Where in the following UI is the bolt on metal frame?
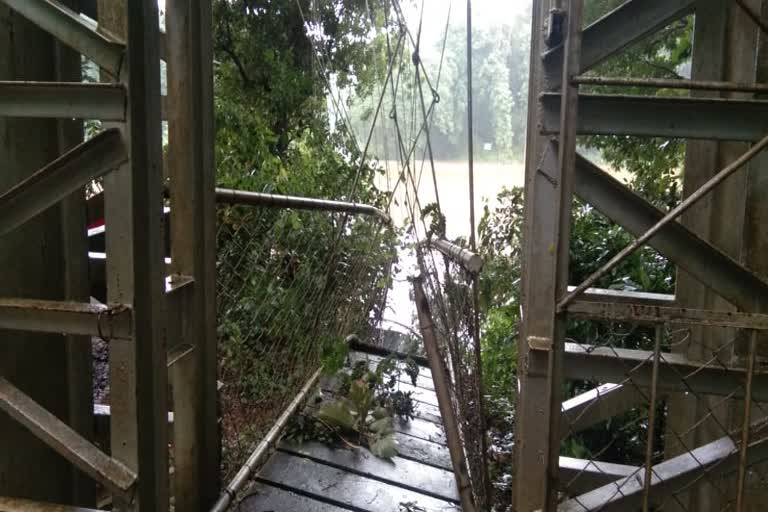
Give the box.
[0,0,217,510]
[517,0,768,510]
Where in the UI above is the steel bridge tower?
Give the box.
[517,0,768,510]
[0,1,218,510]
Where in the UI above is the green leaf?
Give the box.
[370,434,399,459]
[348,379,373,419]
[369,417,394,435]
[372,406,389,420]
[316,400,356,432]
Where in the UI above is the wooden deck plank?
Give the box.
[395,416,446,445]
[257,451,461,512]
[238,481,352,511]
[396,432,453,471]
[279,441,459,502]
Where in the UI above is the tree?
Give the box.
[581,0,692,206]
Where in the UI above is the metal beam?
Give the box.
[0,497,103,512]
[0,129,127,236]
[0,298,131,338]
[0,377,137,498]
[567,300,768,330]
[571,150,768,313]
[166,0,219,505]
[558,457,639,496]
[543,0,696,89]
[571,75,768,94]
[559,430,768,511]
[215,188,391,223]
[560,383,646,440]
[0,0,125,77]
[573,286,675,306]
[541,93,768,141]
[562,343,768,401]
[413,276,477,512]
[0,81,126,120]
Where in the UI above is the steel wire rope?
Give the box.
[385,1,452,212]
[295,0,406,345]
[298,0,363,155]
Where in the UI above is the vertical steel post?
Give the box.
[125,0,169,508]
[166,0,219,509]
[514,1,554,508]
[97,3,139,510]
[515,0,582,509]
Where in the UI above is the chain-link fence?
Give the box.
[215,200,396,480]
[555,311,768,511]
[417,239,490,509]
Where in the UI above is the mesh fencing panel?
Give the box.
[215,202,395,480]
[556,315,768,511]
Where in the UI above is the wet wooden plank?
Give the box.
[396,432,453,471]
[239,481,350,511]
[257,451,461,512]
[411,402,442,425]
[395,416,446,445]
[395,381,440,408]
[279,441,459,502]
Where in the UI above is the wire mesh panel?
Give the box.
[215,202,396,480]
[556,315,768,511]
[418,242,490,508]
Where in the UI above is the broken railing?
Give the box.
[214,190,396,503]
[413,237,489,511]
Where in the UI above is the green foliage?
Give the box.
[213,0,402,479]
[288,355,419,460]
[420,202,446,239]
[347,5,532,162]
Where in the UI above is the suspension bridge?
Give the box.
[4,0,768,511]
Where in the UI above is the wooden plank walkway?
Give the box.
[239,348,462,511]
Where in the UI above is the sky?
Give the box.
[405,0,530,45]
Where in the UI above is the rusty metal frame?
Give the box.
[0,0,213,509]
[0,377,138,498]
[0,0,125,77]
[165,0,219,508]
[0,81,126,120]
[0,298,132,338]
[0,129,127,236]
[517,0,768,510]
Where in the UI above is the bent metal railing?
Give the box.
[413,237,490,511]
[213,193,395,509]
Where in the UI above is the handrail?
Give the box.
[215,188,391,224]
[210,367,324,512]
